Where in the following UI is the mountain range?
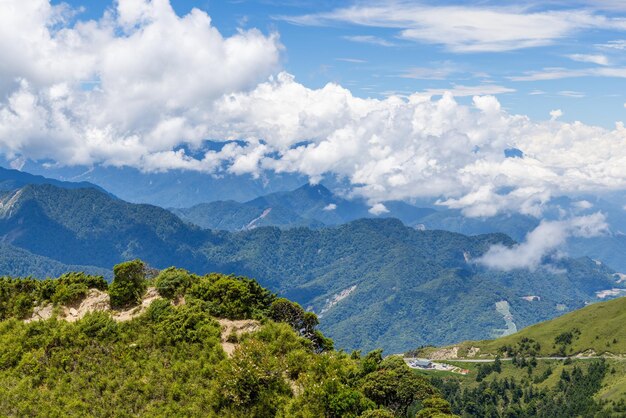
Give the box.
[0,167,623,352]
[171,183,435,231]
[171,182,626,273]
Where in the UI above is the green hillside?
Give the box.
[408,297,626,416]
[0,244,109,278]
[424,295,626,358]
[0,184,211,271]
[0,263,456,417]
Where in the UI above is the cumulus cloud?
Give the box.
[4,0,626,219]
[477,213,609,271]
[0,0,281,167]
[550,109,563,120]
[369,203,389,215]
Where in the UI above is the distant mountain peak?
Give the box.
[298,182,333,197]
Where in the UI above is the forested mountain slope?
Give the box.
[0,184,622,352]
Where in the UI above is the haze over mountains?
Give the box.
[0,166,624,352]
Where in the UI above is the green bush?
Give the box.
[50,282,88,306]
[109,260,147,308]
[77,311,118,340]
[268,298,332,352]
[187,273,275,319]
[154,267,193,299]
[0,266,451,417]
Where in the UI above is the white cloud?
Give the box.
[323,203,337,211]
[343,35,395,47]
[573,200,594,209]
[510,66,626,81]
[424,84,516,97]
[336,58,367,63]
[597,40,626,50]
[550,109,563,120]
[369,203,389,215]
[281,3,626,53]
[477,213,609,271]
[399,64,460,80]
[566,53,609,65]
[0,0,281,167]
[558,90,586,98]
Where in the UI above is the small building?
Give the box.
[410,359,433,369]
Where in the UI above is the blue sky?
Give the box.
[56,0,626,127]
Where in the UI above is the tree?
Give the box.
[494,356,502,373]
[415,397,457,417]
[109,260,147,308]
[268,298,332,352]
[361,359,436,415]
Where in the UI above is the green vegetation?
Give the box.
[0,272,107,319]
[0,263,458,417]
[431,359,616,417]
[108,260,149,308]
[417,296,626,358]
[153,266,193,299]
[188,273,275,320]
[0,244,109,279]
[408,295,626,416]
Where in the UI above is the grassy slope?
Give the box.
[447,295,626,357]
[415,296,626,404]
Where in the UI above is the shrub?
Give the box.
[51,282,88,306]
[154,267,193,299]
[109,260,147,308]
[268,298,332,352]
[153,299,221,346]
[188,274,275,319]
[12,294,33,319]
[77,312,118,340]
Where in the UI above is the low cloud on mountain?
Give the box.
[477,212,609,271]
